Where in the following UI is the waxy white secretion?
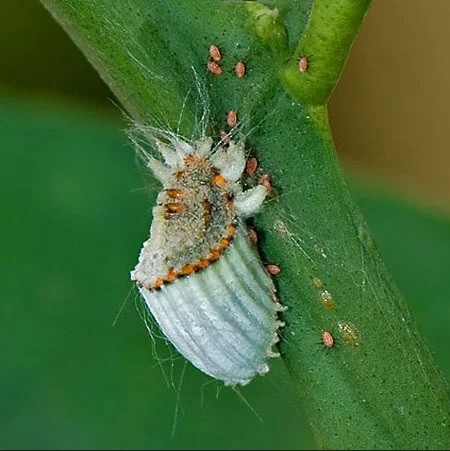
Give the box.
[131,132,283,386]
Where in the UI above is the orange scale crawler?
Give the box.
[207,61,222,75]
[298,56,309,73]
[235,61,246,78]
[246,157,258,176]
[322,331,335,349]
[227,110,238,128]
[209,45,222,62]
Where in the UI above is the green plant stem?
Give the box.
[254,98,450,448]
[40,0,450,448]
[282,0,371,104]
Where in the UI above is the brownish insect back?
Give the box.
[227,110,237,128]
[208,61,222,75]
[235,61,246,78]
[298,56,309,73]
[266,264,281,275]
[209,44,222,62]
[245,157,258,176]
[322,331,334,348]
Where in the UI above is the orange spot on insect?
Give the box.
[209,44,221,62]
[322,331,334,348]
[198,259,210,269]
[227,110,237,128]
[227,224,236,236]
[245,157,258,176]
[213,174,227,186]
[182,264,195,276]
[219,238,230,249]
[209,249,222,261]
[266,264,281,275]
[166,189,186,200]
[298,56,309,73]
[154,278,164,289]
[166,203,186,213]
[258,174,272,192]
[235,61,246,78]
[166,267,178,282]
[207,61,222,75]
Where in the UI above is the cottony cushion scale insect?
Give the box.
[131,134,284,386]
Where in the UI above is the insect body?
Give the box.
[209,45,222,62]
[235,61,246,78]
[298,56,309,73]
[322,331,334,349]
[207,61,222,75]
[131,135,283,385]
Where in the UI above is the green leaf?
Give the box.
[38,0,450,448]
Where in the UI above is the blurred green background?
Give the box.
[1,1,450,449]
